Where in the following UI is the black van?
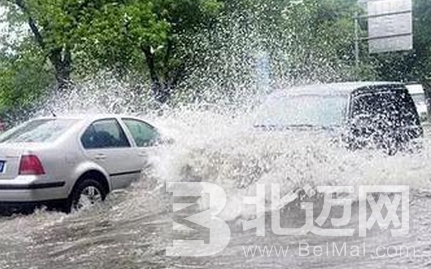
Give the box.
[254,82,423,154]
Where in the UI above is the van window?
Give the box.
[255,95,348,127]
[351,90,420,128]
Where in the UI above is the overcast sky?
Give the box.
[0,6,7,33]
[0,5,28,50]
[0,6,8,50]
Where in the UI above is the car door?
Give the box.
[81,118,142,190]
[121,118,160,168]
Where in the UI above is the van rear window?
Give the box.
[351,90,420,127]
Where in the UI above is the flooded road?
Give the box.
[0,111,431,269]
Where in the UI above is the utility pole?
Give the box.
[354,11,360,74]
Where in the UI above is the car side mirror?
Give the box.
[158,136,175,145]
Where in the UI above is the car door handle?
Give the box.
[94,154,106,160]
[139,152,147,157]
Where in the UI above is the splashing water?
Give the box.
[46,80,429,195]
[1,74,431,268]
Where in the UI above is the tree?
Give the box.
[68,0,224,103]
[1,0,430,109]
[4,0,223,101]
[6,0,75,90]
[0,41,54,123]
[279,0,370,82]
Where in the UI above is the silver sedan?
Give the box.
[0,114,161,213]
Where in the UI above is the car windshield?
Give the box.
[255,94,348,127]
[0,119,78,143]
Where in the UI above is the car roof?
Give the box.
[272,81,405,97]
[35,114,147,122]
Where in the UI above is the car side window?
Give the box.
[122,118,159,147]
[81,119,130,149]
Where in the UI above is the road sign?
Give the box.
[367,0,413,53]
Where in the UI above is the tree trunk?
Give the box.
[14,0,72,92]
[49,48,72,91]
[142,46,171,104]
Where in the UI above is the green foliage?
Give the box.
[0,0,431,114]
[71,0,224,82]
[280,0,361,81]
[0,42,54,121]
[2,0,225,103]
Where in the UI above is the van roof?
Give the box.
[273,81,405,96]
[406,84,424,95]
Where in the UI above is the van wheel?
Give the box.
[67,178,107,212]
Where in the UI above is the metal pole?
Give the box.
[354,11,360,72]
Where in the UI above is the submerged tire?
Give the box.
[66,178,107,212]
